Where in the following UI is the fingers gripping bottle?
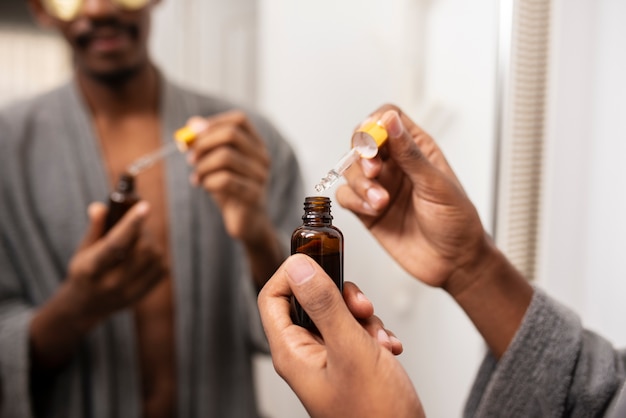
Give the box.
[104,172,139,233]
[291,196,344,331]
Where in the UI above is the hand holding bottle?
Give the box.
[29,201,167,371]
[65,201,167,321]
[258,254,422,418]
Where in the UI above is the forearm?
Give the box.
[243,221,286,291]
[448,238,533,359]
[29,282,97,373]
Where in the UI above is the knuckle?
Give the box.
[224,124,239,138]
[379,103,399,112]
[271,335,299,379]
[271,355,289,379]
[301,284,338,317]
[378,103,402,116]
[109,245,130,263]
[68,262,90,282]
[262,153,271,167]
[229,110,247,124]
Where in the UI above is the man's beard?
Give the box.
[84,63,143,87]
[74,17,145,87]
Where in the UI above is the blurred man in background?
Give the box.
[0,0,303,416]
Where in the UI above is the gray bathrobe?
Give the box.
[0,77,304,417]
[464,288,626,417]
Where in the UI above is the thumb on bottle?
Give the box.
[285,254,372,355]
[78,202,108,250]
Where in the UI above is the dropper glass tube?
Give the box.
[126,126,198,176]
[315,121,388,193]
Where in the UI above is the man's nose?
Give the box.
[79,0,117,19]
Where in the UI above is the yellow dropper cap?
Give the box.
[314,119,390,193]
[352,121,388,159]
[174,126,198,151]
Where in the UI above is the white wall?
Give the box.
[151,0,259,107]
[539,0,626,347]
[255,1,499,417]
[0,27,70,108]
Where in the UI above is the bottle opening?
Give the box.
[303,196,332,221]
[116,172,136,193]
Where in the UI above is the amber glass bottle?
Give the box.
[104,173,139,233]
[291,196,344,330]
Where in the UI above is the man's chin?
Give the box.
[85,64,142,87]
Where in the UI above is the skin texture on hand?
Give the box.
[258,254,425,418]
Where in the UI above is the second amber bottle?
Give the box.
[291,196,344,330]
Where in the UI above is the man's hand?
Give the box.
[185,112,272,245]
[30,201,167,371]
[258,254,424,418]
[338,104,533,358]
[185,112,286,287]
[337,105,489,297]
[64,201,167,324]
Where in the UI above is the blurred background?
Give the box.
[1,0,624,416]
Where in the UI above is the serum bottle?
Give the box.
[291,196,344,330]
[104,172,139,233]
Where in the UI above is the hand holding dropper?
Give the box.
[126,126,198,176]
[104,126,199,232]
[315,120,388,193]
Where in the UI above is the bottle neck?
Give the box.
[116,173,135,193]
[302,196,333,226]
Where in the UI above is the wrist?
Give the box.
[443,232,500,299]
[241,212,275,251]
[444,236,533,357]
[54,281,102,333]
[29,282,101,371]
[241,218,285,289]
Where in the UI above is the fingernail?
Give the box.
[380,110,403,138]
[360,158,377,175]
[377,329,391,345]
[188,118,209,134]
[361,199,376,215]
[361,200,376,215]
[189,173,198,186]
[390,335,402,345]
[135,201,149,215]
[87,202,100,216]
[356,291,370,304]
[366,187,385,208]
[285,255,316,284]
[186,152,196,165]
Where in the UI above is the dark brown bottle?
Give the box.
[104,173,139,233]
[291,196,344,330]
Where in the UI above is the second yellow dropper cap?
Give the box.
[352,121,388,159]
[174,126,198,151]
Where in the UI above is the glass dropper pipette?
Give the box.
[126,126,198,176]
[315,121,388,193]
